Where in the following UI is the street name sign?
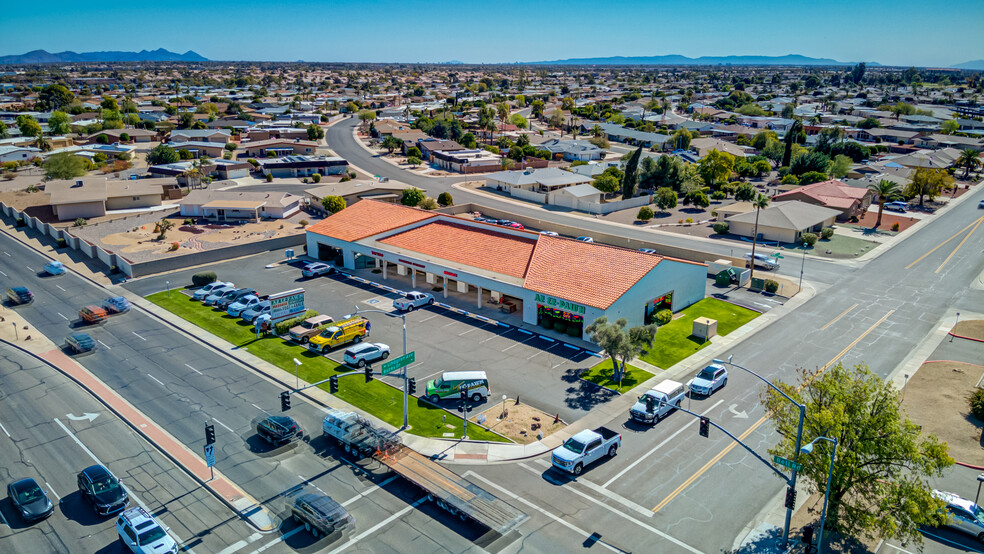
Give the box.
[381,351,415,375]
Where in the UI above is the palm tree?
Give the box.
[33,133,52,152]
[867,179,901,227]
[748,193,770,283]
[958,148,981,179]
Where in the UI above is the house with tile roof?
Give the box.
[771,179,872,220]
[305,199,706,341]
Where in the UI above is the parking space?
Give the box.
[125,252,608,421]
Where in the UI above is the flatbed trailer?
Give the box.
[375,445,528,535]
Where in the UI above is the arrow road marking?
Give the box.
[728,404,748,419]
[66,412,100,423]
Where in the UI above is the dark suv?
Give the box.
[78,464,129,516]
[290,493,352,538]
[256,416,302,446]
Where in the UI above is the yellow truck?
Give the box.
[308,316,369,353]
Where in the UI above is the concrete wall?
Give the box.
[126,233,305,277]
[728,221,798,243]
[53,201,106,221]
[510,188,547,204]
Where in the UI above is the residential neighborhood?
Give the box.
[1,5,984,554]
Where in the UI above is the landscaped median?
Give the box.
[639,298,760,370]
[147,291,508,442]
[580,359,653,394]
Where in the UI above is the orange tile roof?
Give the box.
[524,236,662,309]
[306,199,435,242]
[379,221,537,278]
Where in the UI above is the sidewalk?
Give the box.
[0,309,276,533]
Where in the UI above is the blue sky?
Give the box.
[2,0,982,67]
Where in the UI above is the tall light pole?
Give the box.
[348,306,410,429]
[166,280,170,298]
[798,242,807,294]
[293,358,302,389]
[800,436,838,554]
[715,355,806,549]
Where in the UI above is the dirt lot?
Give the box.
[953,319,984,340]
[469,398,567,444]
[902,360,984,463]
[848,209,922,232]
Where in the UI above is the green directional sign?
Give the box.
[773,455,802,472]
[381,351,415,375]
[771,253,785,259]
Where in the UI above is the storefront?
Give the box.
[306,199,708,343]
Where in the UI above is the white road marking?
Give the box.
[57,312,68,320]
[97,340,111,350]
[917,529,984,553]
[602,398,725,488]
[25,265,33,272]
[516,464,701,552]
[441,320,459,328]
[502,335,536,352]
[465,472,620,553]
[0,270,6,277]
[2,251,9,256]
[880,543,915,554]
[132,331,147,341]
[344,291,363,297]
[56,285,66,292]
[325,498,426,554]
[340,476,398,507]
[526,342,559,360]
[251,404,266,412]
[53,418,193,551]
[420,314,439,322]
[521,462,652,518]
[215,533,263,554]
[0,421,10,437]
[147,374,166,387]
[213,418,235,433]
[185,363,202,375]
[480,332,504,344]
[457,324,486,336]
[45,482,61,501]
[248,527,304,553]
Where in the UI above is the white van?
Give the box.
[425,371,490,403]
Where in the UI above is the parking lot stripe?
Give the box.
[527,342,559,360]
[185,363,202,375]
[25,265,34,272]
[420,314,439,322]
[458,324,489,336]
[56,285,66,292]
[562,343,579,350]
[57,312,68,320]
[502,335,536,352]
[45,482,61,501]
[97,340,111,350]
[464,472,620,553]
[441,320,459,328]
[326,497,426,554]
[603,399,725,488]
[132,331,147,341]
[0,421,10,437]
[0,270,6,276]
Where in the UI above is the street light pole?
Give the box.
[800,436,838,554]
[715,356,806,549]
[349,307,410,430]
[798,242,807,294]
[293,358,302,389]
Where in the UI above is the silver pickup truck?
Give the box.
[551,427,621,475]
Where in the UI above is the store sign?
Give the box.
[269,288,306,322]
[534,294,585,314]
[444,271,457,277]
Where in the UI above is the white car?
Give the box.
[227,295,263,317]
[687,364,728,397]
[343,342,390,367]
[115,506,178,554]
[539,231,559,236]
[302,262,335,278]
[194,282,233,301]
[884,201,909,213]
[933,490,984,543]
[744,252,779,270]
[393,291,435,312]
[242,301,271,323]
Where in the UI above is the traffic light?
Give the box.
[329,375,338,394]
[458,390,467,413]
[699,416,709,438]
[280,391,291,412]
[204,423,215,445]
[784,486,797,510]
[801,524,814,546]
[407,377,416,395]
[645,395,655,413]
[364,365,372,383]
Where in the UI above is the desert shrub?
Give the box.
[764,279,779,294]
[802,232,818,246]
[192,272,217,286]
[2,161,18,171]
[553,321,568,334]
[437,192,453,206]
[3,171,16,180]
[265,173,273,182]
[56,238,66,248]
[715,271,731,287]
[311,173,322,183]
[655,309,673,326]
[685,217,694,223]
[418,197,439,210]
[178,149,193,160]
[247,158,259,167]
[73,217,87,227]
[711,190,727,200]
[891,222,900,232]
[275,310,319,336]
[969,389,984,421]
[820,227,834,240]
[781,174,799,185]
[713,222,730,234]
[119,133,130,142]
[637,206,654,221]
[299,219,309,226]
[183,218,194,225]
[340,175,351,182]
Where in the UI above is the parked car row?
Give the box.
[193,282,274,323]
[474,217,525,230]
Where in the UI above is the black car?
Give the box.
[6,286,34,305]
[78,464,129,516]
[7,478,54,522]
[290,493,353,538]
[256,416,303,446]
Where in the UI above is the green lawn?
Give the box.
[639,298,760,370]
[779,235,881,259]
[147,292,508,442]
[580,359,653,394]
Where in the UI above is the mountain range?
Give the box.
[0,49,209,64]
[952,59,984,70]
[527,54,876,66]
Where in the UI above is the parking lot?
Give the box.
[124,251,604,422]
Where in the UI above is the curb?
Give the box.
[948,332,984,343]
[0,337,277,533]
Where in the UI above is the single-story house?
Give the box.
[690,138,749,159]
[304,179,415,211]
[857,128,918,144]
[170,129,231,144]
[45,177,165,221]
[539,139,605,161]
[244,127,309,142]
[914,134,983,152]
[148,158,252,181]
[372,119,411,138]
[258,155,348,178]
[417,139,465,161]
[0,145,41,163]
[486,167,594,198]
[242,139,319,158]
[168,141,226,159]
[725,200,841,243]
[771,179,872,220]
[89,128,158,144]
[431,149,503,173]
[179,190,302,221]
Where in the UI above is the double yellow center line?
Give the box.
[906,215,984,272]
[652,309,895,513]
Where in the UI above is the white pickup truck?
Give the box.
[393,291,435,312]
[551,427,621,475]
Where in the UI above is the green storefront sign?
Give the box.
[534,294,586,314]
